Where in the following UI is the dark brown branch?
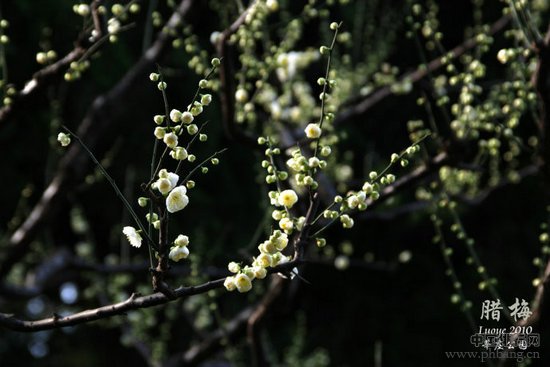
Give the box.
[293,193,320,260]
[334,14,511,126]
[0,47,86,125]
[0,279,222,332]
[0,260,299,332]
[0,0,195,280]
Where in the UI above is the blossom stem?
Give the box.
[63,126,158,251]
[181,148,228,185]
[312,22,341,160]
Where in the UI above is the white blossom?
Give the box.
[169,245,189,262]
[163,132,178,148]
[235,273,252,293]
[174,234,189,247]
[122,226,142,248]
[304,123,321,139]
[278,189,298,208]
[57,132,71,147]
[166,186,189,213]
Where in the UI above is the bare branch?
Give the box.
[0,260,299,332]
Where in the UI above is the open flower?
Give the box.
[277,189,298,208]
[304,123,321,139]
[163,132,178,148]
[224,276,236,291]
[235,273,252,293]
[122,226,142,248]
[156,171,179,195]
[279,217,294,231]
[169,245,189,262]
[166,186,189,213]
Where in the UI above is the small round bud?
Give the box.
[235,88,249,103]
[36,52,48,64]
[191,105,203,116]
[330,22,339,30]
[211,58,221,67]
[201,167,209,174]
[198,79,208,89]
[157,81,167,90]
[316,238,327,248]
[186,180,195,189]
[319,46,330,55]
[153,115,165,125]
[188,154,196,162]
[154,127,165,139]
[211,158,219,165]
[320,146,331,156]
[257,137,267,145]
[187,124,198,135]
[149,73,159,82]
[199,134,208,142]
[129,3,140,13]
[57,132,71,147]
[201,94,212,106]
[138,197,149,207]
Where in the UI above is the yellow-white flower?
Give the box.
[201,94,212,106]
[122,226,142,248]
[163,132,178,148]
[224,276,236,291]
[235,273,252,293]
[304,123,321,139]
[169,245,189,261]
[259,240,277,254]
[255,253,273,268]
[169,109,182,122]
[156,171,179,195]
[174,234,189,247]
[253,266,267,279]
[228,262,240,273]
[181,111,194,124]
[235,88,249,103]
[57,132,71,147]
[166,186,189,213]
[279,217,294,231]
[277,189,298,208]
[271,231,288,251]
[170,147,188,161]
[154,127,165,139]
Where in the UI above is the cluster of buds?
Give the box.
[224,230,291,293]
[169,234,190,262]
[286,149,328,189]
